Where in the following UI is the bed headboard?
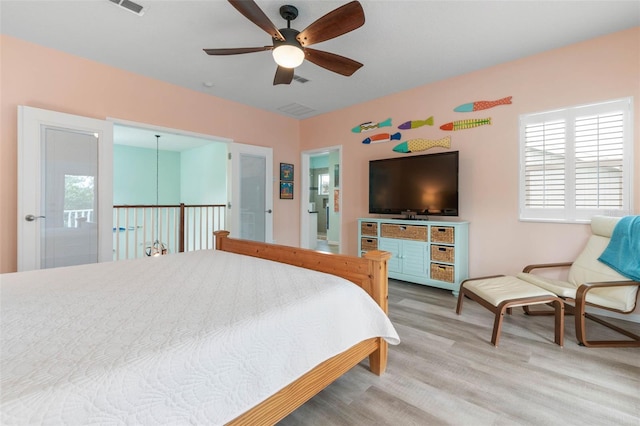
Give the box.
[214,231,391,313]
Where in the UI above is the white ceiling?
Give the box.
[2,0,639,123]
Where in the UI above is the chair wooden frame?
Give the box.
[522,263,640,348]
[457,275,565,347]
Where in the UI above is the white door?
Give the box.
[229,143,273,242]
[18,106,113,271]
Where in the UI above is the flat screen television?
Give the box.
[369,151,459,217]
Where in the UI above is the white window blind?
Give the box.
[519,97,633,223]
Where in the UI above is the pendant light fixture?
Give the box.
[146,134,168,256]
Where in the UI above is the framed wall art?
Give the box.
[280,181,293,199]
[280,163,294,181]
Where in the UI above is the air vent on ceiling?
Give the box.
[292,75,310,84]
[277,103,316,117]
[108,0,145,16]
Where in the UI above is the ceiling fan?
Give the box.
[204,0,365,85]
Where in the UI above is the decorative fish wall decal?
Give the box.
[440,118,491,131]
[362,132,402,144]
[454,96,512,112]
[351,118,392,133]
[392,136,451,153]
[398,116,434,130]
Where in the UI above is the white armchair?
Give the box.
[517,216,640,347]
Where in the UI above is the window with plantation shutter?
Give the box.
[519,97,633,223]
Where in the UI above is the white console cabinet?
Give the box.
[358,218,469,295]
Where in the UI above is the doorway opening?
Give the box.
[300,146,341,254]
[110,120,273,254]
[112,123,228,259]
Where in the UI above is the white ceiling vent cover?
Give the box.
[292,75,310,84]
[277,103,316,117]
[108,0,145,16]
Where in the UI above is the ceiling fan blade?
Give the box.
[228,0,284,41]
[304,48,363,76]
[296,1,365,47]
[273,66,294,85]
[204,46,272,55]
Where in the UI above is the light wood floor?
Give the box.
[279,279,640,425]
[315,239,339,254]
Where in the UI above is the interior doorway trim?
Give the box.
[107,117,232,145]
[300,145,342,252]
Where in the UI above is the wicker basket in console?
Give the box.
[430,263,455,283]
[431,245,455,263]
[360,222,378,237]
[431,226,455,244]
[381,224,428,241]
[360,238,378,251]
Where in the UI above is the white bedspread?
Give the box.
[0,250,399,425]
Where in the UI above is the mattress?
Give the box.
[0,250,399,425]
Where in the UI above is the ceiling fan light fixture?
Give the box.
[204,1,365,83]
[272,44,304,68]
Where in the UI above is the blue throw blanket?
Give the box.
[598,215,640,281]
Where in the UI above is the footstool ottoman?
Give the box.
[456,275,565,347]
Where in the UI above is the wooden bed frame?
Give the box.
[214,231,392,425]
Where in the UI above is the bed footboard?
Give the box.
[214,231,392,425]
[214,231,391,312]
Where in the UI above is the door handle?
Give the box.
[25,214,45,222]
[266,209,272,214]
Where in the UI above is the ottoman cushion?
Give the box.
[463,276,556,307]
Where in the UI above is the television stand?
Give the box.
[358,218,469,296]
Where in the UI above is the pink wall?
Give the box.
[301,27,640,278]
[1,28,638,279]
[0,35,301,273]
